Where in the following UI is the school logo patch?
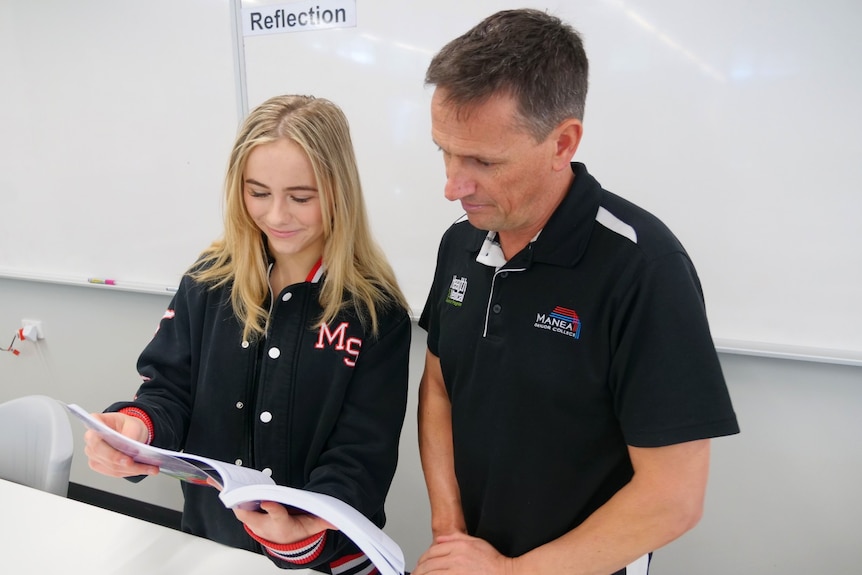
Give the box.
[533,306,581,339]
[446,275,468,306]
[314,322,361,367]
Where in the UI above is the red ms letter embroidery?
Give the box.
[314,322,362,367]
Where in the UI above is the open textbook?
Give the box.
[64,402,405,575]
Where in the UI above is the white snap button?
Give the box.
[235,401,244,409]
[260,411,272,423]
[282,292,292,302]
[234,459,243,466]
[268,347,280,359]
[262,468,273,477]
[241,340,250,348]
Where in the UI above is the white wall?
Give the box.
[1,277,860,572]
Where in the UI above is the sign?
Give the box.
[242,0,357,37]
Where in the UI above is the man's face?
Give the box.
[430,89,562,242]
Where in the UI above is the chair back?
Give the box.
[0,395,74,496]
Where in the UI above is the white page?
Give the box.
[219,483,405,575]
[65,403,274,493]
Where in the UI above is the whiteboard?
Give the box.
[240,0,862,358]
[1,0,860,360]
[0,0,240,291]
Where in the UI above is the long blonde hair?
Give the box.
[192,95,408,341]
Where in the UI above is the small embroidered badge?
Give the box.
[446,275,468,306]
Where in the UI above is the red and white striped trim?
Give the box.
[306,258,324,283]
[330,551,378,575]
[118,407,154,444]
[245,526,327,564]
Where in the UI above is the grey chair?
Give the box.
[0,394,74,496]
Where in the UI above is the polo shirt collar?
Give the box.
[467,162,602,269]
[530,162,602,267]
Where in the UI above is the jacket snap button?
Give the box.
[268,347,280,359]
[282,292,292,302]
[260,411,273,423]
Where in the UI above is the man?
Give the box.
[415,9,739,575]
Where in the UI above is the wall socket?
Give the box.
[21,318,44,340]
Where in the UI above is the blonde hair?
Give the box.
[191,95,408,341]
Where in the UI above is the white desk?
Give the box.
[1,478,312,574]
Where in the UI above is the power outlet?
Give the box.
[21,319,44,340]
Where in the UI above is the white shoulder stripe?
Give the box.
[596,206,638,244]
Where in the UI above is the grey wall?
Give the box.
[1,277,860,572]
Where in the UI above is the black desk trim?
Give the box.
[67,482,182,531]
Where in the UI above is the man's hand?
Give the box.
[415,532,515,575]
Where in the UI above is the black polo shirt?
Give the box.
[419,162,739,560]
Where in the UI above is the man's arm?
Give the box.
[514,438,710,574]
[418,348,467,538]
[416,438,710,575]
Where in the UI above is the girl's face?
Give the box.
[243,138,325,270]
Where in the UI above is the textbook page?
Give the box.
[64,403,274,494]
[65,400,405,573]
[220,484,405,575]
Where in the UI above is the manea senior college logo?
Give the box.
[534,306,582,339]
